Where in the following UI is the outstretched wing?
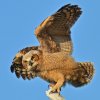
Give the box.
[35,4,82,54]
[10,46,38,80]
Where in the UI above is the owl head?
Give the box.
[22,50,41,71]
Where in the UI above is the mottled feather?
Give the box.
[35,4,82,53]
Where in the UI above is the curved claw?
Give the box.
[49,84,61,94]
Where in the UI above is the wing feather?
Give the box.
[10,46,38,80]
[35,4,82,53]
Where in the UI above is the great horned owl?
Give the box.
[10,4,94,93]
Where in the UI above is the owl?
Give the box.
[10,4,94,93]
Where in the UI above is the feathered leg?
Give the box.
[49,73,64,93]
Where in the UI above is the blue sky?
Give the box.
[0,0,100,100]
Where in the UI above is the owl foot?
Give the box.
[50,88,61,94]
[49,83,61,94]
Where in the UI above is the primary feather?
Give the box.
[35,4,82,54]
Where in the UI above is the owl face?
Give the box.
[22,50,40,71]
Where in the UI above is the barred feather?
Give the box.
[70,62,95,87]
[10,46,38,80]
[35,4,82,53]
[56,4,82,28]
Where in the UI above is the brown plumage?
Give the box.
[10,46,38,80]
[10,48,94,92]
[35,4,82,54]
[10,4,95,93]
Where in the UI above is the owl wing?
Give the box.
[35,4,82,54]
[10,46,38,80]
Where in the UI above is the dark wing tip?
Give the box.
[15,71,21,78]
[57,4,71,12]
[10,65,15,73]
[56,4,82,28]
[57,4,82,13]
[21,74,27,80]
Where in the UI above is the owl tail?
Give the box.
[71,62,95,87]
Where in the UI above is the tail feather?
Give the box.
[71,62,95,87]
[78,62,94,80]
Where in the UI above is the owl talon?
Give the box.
[49,87,61,94]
